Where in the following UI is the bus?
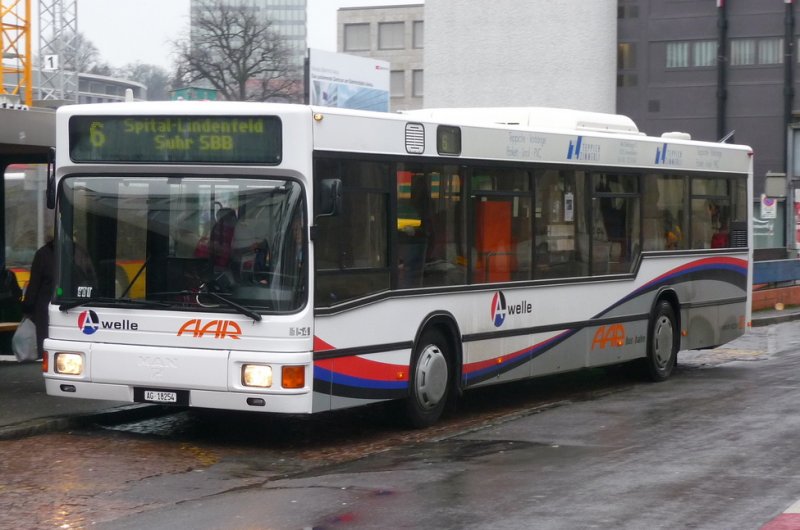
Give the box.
[43,102,752,427]
[0,106,55,346]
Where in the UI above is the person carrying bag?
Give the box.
[12,316,37,362]
[21,240,55,361]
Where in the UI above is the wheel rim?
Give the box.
[414,344,448,410]
[652,314,674,370]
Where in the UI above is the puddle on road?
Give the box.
[679,347,768,369]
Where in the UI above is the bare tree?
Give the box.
[118,62,171,100]
[173,0,299,102]
[57,31,113,75]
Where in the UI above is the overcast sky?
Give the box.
[70,0,421,71]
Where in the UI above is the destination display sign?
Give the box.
[69,115,282,164]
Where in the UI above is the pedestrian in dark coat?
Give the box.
[21,240,54,360]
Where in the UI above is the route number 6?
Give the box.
[90,121,106,148]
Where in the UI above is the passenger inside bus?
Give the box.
[195,207,237,268]
[709,201,730,248]
[596,177,627,259]
[642,184,682,250]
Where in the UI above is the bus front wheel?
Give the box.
[642,300,678,382]
[405,329,450,428]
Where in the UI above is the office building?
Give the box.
[338,4,424,111]
[618,1,795,194]
[424,0,616,112]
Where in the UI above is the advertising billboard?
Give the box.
[308,49,390,112]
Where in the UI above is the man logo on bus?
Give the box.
[491,291,507,327]
[78,310,100,335]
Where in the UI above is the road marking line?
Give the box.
[761,513,800,529]
[761,499,800,529]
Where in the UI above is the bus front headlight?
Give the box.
[54,352,84,375]
[242,364,272,388]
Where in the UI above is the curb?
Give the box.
[752,310,800,328]
[0,403,175,441]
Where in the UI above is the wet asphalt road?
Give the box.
[3,322,800,529]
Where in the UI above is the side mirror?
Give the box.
[317,178,342,218]
[46,147,55,210]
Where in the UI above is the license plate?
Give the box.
[144,390,177,403]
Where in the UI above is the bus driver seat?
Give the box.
[231,219,271,284]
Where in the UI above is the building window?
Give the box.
[666,40,716,69]
[617,73,637,87]
[618,4,639,18]
[758,38,783,65]
[692,40,716,67]
[618,43,636,69]
[666,42,689,68]
[344,23,370,51]
[391,70,405,97]
[412,69,424,97]
[378,22,404,50]
[731,39,756,66]
[413,21,424,49]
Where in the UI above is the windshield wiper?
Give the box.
[148,290,263,322]
[201,291,262,322]
[59,296,171,312]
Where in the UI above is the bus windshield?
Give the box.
[56,175,307,314]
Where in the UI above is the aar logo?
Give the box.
[78,310,100,335]
[177,319,242,339]
[490,291,507,328]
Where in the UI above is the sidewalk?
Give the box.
[0,355,162,440]
[0,306,797,440]
[751,305,800,327]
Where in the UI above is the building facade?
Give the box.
[77,73,146,104]
[425,0,617,112]
[2,70,146,106]
[338,4,424,112]
[617,1,796,195]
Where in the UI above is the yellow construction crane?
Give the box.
[0,0,32,106]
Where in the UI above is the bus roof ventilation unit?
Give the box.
[400,107,642,136]
[661,131,692,140]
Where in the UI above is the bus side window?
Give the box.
[691,177,732,249]
[314,159,390,307]
[642,174,684,251]
[396,165,467,288]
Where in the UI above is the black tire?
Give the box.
[642,300,678,382]
[405,329,451,428]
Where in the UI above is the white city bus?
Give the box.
[43,102,752,427]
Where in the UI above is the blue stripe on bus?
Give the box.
[314,366,409,391]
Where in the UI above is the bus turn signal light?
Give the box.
[282,366,305,389]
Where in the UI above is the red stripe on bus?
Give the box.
[316,357,408,382]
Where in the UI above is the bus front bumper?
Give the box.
[42,339,315,414]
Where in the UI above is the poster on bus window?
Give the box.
[308,48,390,112]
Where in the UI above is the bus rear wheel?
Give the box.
[405,329,451,428]
[642,300,678,382]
